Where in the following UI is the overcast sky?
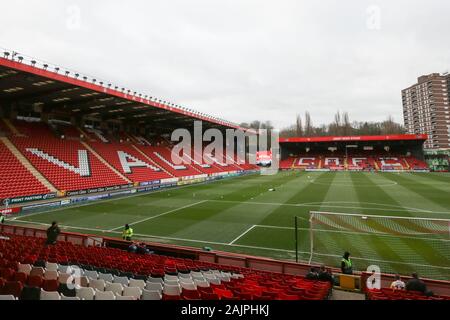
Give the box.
[1,0,449,129]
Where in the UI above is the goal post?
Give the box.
[305,211,450,280]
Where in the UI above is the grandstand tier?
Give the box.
[9,123,131,192]
[0,138,51,200]
[0,119,260,202]
[279,135,432,172]
[0,232,332,300]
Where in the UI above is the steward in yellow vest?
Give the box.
[122,224,134,241]
[341,251,353,275]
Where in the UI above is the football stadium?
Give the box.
[0,3,449,307]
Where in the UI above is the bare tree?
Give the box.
[296,114,303,137]
[304,112,313,136]
[343,112,352,135]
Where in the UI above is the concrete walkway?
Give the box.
[331,290,366,300]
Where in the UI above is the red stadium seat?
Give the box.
[0,281,23,298]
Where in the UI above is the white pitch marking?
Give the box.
[206,199,450,216]
[252,225,450,243]
[107,200,208,231]
[228,225,257,245]
[8,219,450,271]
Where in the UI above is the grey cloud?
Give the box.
[0,0,449,129]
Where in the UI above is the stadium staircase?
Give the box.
[373,161,380,171]
[290,158,296,169]
[0,138,56,200]
[80,142,133,184]
[403,159,411,170]
[9,122,131,192]
[2,119,24,137]
[131,145,175,178]
[0,233,332,300]
[185,150,226,175]
[1,137,58,193]
[87,141,171,183]
[135,146,203,177]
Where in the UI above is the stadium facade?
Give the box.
[279,134,431,172]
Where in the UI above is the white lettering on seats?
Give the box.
[325,158,340,166]
[298,158,315,165]
[205,154,228,167]
[153,152,186,170]
[352,158,367,166]
[380,158,402,167]
[118,151,161,173]
[26,148,91,177]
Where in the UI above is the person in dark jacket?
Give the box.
[46,221,61,246]
[318,264,334,284]
[136,242,152,255]
[406,273,433,296]
[306,267,319,280]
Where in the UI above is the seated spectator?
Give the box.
[406,273,433,297]
[136,242,153,255]
[128,242,138,253]
[306,267,319,280]
[390,275,405,291]
[318,265,334,284]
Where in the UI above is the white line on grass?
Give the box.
[253,225,450,243]
[9,219,450,271]
[10,175,251,219]
[107,200,208,232]
[228,225,257,245]
[205,199,450,216]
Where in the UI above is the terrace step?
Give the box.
[81,141,133,183]
[3,119,25,137]
[132,144,174,177]
[0,136,58,193]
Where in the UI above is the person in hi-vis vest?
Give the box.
[122,224,134,241]
[341,251,353,275]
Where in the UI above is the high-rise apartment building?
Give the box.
[402,73,450,149]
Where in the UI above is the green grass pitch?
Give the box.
[10,171,450,280]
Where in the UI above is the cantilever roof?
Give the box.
[0,51,252,133]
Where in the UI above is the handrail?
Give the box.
[1,223,449,295]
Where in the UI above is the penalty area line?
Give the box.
[107,200,208,232]
[228,225,257,245]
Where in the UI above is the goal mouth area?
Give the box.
[298,211,450,281]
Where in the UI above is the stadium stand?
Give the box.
[9,120,130,191]
[279,135,432,172]
[366,288,450,301]
[0,138,51,200]
[88,142,172,182]
[281,154,428,172]
[135,145,205,177]
[0,117,259,202]
[0,233,332,300]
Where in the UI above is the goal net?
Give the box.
[307,211,450,281]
